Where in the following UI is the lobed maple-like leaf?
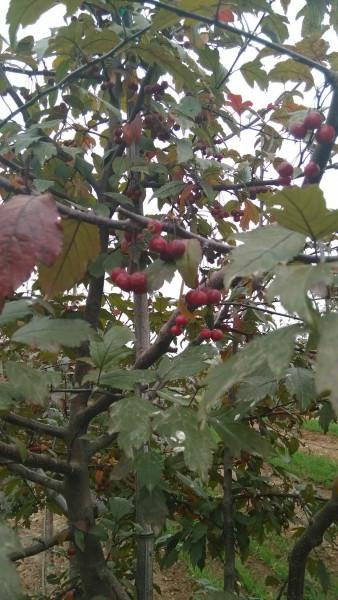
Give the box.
[0,194,63,305]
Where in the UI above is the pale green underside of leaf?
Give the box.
[224,224,306,287]
[90,324,135,370]
[267,263,336,323]
[315,313,338,415]
[11,316,93,351]
[108,397,153,457]
[264,185,338,239]
[202,324,300,414]
[154,407,216,480]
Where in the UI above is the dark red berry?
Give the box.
[129,272,147,294]
[185,289,208,307]
[149,235,168,254]
[276,161,293,177]
[166,240,186,259]
[303,111,324,130]
[175,315,188,327]
[147,220,162,234]
[289,121,307,139]
[171,325,183,336]
[315,124,336,144]
[206,288,222,305]
[115,272,132,292]
[200,328,211,340]
[304,161,320,178]
[210,328,223,341]
[110,267,123,282]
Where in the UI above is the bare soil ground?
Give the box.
[15,429,338,598]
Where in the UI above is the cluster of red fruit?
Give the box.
[170,314,188,336]
[289,111,335,142]
[144,81,169,101]
[170,314,224,341]
[210,202,244,222]
[185,287,222,307]
[110,267,147,294]
[288,111,336,179]
[200,327,223,341]
[147,220,186,261]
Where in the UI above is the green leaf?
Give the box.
[264,185,338,240]
[135,450,163,492]
[145,260,176,293]
[176,139,193,164]
[0,521,23,599]
[173,96,202,129]
[284,367,316,410]
[153,181,185,200]
[202,325,300,412]
[315,313,338,414]
[269,59,313,90]
[108,497,133,521]
[12,316,93,351]
[7,0,55,43]
[95,368,155,389]
[0,383,15,413]
[236,368,278,404]
[5,361,54,406]
[39,220,100,297]
[267,263,335,323]
[154,407,216,479]
[176,239,202,288]
[90,325,134,370]
[158,345,216,382]
[109,397,153,457]
[297,0,326,36]
[0,299,34,326]
[224,225,306,287]
[210,414,272,458]
[240,59,269,90]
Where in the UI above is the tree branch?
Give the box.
[0,441,78,475]
[3,462,64,494]
[303,83,338,184]
[0,26,151,131]
[137,0,332,81]
[2,413,66,439]
[287,496,338,600]
[9,527,71,562]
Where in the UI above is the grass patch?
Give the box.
[271,451,338,487]
[302,419,338,436]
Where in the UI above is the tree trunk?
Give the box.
[287,497,338,600]
[223,446,236,593]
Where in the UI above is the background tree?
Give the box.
[0,1,338,599]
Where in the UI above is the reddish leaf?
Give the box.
[0,194,63,304]
[218,9,234,23]
[225,93,253,115]
[123,113,143,146]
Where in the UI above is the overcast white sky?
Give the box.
[0,0,337,208]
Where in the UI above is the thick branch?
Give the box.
[9,528,71,562]
[303,83,338,184]
[0,441,78,475]
[2,412,66,439]
[3,462,64,493]
[287,496,338,600]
